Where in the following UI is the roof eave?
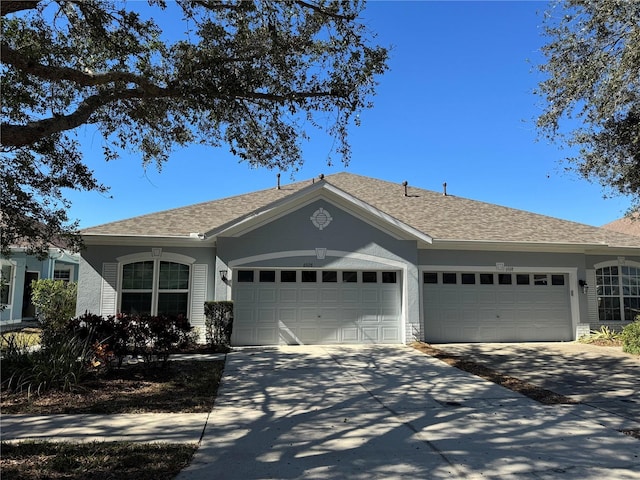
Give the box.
[428,239,620,253]
[81,233,215,247]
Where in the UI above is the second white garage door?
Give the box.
[423,271,573,342]
[232,269,402,345]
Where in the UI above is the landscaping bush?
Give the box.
[2,332,96,396]
[204,301,234,350]
[621,320,640,355]
[30,279,77,347]
[69,313,194,367]
[579,325,621,344]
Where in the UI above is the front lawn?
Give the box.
[0,441,197,480]
[1,357,224,479]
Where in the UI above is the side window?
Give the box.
[0,264,14,305]
[596,264,640,321]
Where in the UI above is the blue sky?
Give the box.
[66,1,632,229]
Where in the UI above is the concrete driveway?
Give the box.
[433,342,640,427]
[177,345,640,480]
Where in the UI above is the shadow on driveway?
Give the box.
[177,345,640,480]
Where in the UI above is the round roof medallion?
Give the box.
[310,207,333,231]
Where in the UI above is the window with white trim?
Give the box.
[1,263,14,305]
[53,267,72,282]
[596,264,640,321]
[120,260,190,316]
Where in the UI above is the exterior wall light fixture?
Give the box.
[578,279,588,294]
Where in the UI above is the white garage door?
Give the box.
[423,271,572,342]
[232,269,402,345]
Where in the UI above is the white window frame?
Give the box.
[116,252,196,317]
[0,261,16,307]
[53,265,74,282]
[594,260,640,322]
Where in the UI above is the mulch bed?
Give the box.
[0,359,224,414]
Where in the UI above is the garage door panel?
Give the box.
[361,327,381,343]
[256,327,278,344]
[299,308,318,322]
[279,308,297,322]
[279,289,297,302]
[341,327,358,342]
[424,271,572,342]
[258,288,277,302]
[361,289,378,303]
[235,289,256,302]
[340,308,360,322]
[233,269,402,346]
[382,327,400,341]
[319,307,339,321]
[340,289,360,303]
[300,289,318,302]
[297,326,320,343]
[359,309,379,323]
[321,288,339,302]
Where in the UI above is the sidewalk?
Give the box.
[1,413,210,443]
[1,352,226,444]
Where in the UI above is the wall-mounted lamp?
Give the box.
[219,270,229,282]
[578,279,588,294]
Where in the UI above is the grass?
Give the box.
[0,328,42,349]
[0,441,198,480]
[1,357,224,479]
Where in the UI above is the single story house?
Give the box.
[76,172,640,345]
[1,247,79,325]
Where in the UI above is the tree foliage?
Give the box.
[1,0,388,256]
[536,0,640,208]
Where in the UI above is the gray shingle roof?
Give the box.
[82,172,640,248]
[602,215,640,238]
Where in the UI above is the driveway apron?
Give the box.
[177,345,640,480]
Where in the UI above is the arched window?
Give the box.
[596,263,640,321]
[119,254,192,317]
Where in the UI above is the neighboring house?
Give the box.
[76,172,640,345]
[603,214,640,237]
[1,247,79,325]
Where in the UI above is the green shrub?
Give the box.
[579,325,621,343]
[2,333,95,396]
[69,313,194,367]
[621,320,640,355]
[30,279,77,345]
[204,301,234,350]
